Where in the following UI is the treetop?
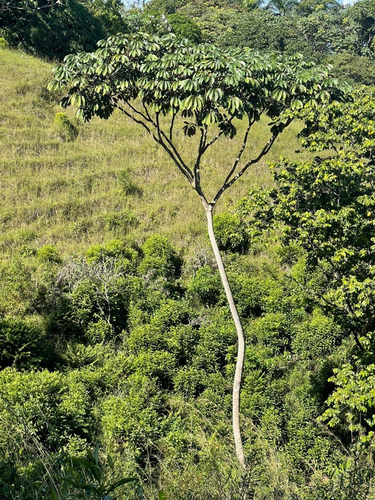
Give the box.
[49,32,347,133]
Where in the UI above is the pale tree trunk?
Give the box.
[205,204,246,469]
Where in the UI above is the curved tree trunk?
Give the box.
[205,204,246,469]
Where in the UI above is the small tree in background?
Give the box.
[246,87,375,351]
[49,32,344,467]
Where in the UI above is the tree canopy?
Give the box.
[50,33,345,199]
[50,31,346,467]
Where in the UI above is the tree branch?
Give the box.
[193,127,206,190]
[155,112,194,184]
[202,114,235,153]
[127,102,152,124]
[222,115,253,188]
[169,109,178,141]
[213,131,279,204]
[117,103,156,139]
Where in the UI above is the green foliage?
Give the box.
[100,374,164,455]
[247,87,375,346]
[54,112,79,142]
[86,240,138,270]
[1,0,105,60]
[117,169,143,197]
[145,0,189,16]
[321,360,375,445]
[186,265,223,306]
[50,257,131,339]
[37,244,62,264]
[50,32,344,131]
[0,37,8,47]
[346,0,375,56]
[292,309,341,360]
[229,273,272,318]
[139,234,181,281]
[54,445,138,499]
[213,212,250,253]
[2,9,375,497]
[167,12,203,42]
[0,317,47,369]
[328,51,375,86]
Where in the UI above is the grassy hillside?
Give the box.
[0,46,304,262]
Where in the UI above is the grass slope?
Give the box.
[0,46,304,262]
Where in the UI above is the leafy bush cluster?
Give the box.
[0,223,371,498]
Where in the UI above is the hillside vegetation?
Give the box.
[1,16,375,500]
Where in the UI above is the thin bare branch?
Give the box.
[213,132,278,204]
[141,101,155,124]
[202,114,235,153]
[155,112,194,184]
[155,113,194,181]
[127,102,152,123]
[223,115,253,187]
[193,127,206,190]
[117,104,157,139]
[169,109,178,141]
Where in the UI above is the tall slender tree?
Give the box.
[49,32,344,466]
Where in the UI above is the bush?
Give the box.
[167,13,203,43]
[213,212,250,254]
[139,235,182,280]
[86,239,138,271]
[328,52,375,86]
[0,317,47,369]
[100,374,163,455]
[117,169,142,197]
[186,265,223,306]
[174,366,207,398]
[51,258,131,340]
[229,273,272,318]
[0,38,9,48]
[54,112,79,142]
[194,309,236,373]
[292,309,341,360]
[37,244,62,264]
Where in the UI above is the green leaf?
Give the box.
[105,478,138,495]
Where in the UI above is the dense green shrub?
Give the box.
[328,52,375,86]
[0,317,47,369]
[37,244,62,264]
[173,366,208,398]
[86,239,139,270]
[229,273,272,317]
[1,222,374,496]
[213,212,250,254]
[139,235,182,280]
[186,265,223,306]
[292,309,341,360]
[194,309,236,373]
[167,13,203,42]
[100,374,164,457]
[50,257,131,340]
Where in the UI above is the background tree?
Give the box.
[1,0,103,59]
[245,86,375,350]
[49,32,344,467]
[0,0,58,13]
